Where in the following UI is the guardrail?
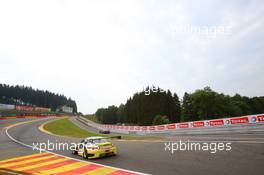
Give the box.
[77,114,264,135]
[76,116,102,129]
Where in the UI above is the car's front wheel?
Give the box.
[112,152,117,156]
[72,149,77,155]
[83,150,88,159]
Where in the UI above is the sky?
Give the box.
[0,0,263,114]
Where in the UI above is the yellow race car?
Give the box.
[72,136,117,159]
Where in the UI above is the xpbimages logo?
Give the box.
[32,140,77,152]
[164,140,232,154]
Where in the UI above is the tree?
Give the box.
[0,83,78,112]
[117,104,126,123]
[122,87,181,125]
[181,92,195,121]
[94,85,264,124]
[172,93,181,122]
[152,115,170,125]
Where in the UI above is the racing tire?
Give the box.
[112,152,117,156]
[72,150,77,155]
[83,150,88,159]
[72,146,78,155]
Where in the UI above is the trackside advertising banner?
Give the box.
[0,115,59,120]
[0,103,15,110]
[90,114,264,133]
[0,103,50,112]
[15,105,34,111]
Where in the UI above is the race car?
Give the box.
[99,129,110,134]
[72,136,117,159]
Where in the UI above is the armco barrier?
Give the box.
[78,114,264,135]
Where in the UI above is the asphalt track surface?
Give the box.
[0,118,264,175]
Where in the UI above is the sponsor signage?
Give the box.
[89,114,264,133]
[230,117,249,124]
[157,125,165,130]
[148,126,156,130]
[167,124,176,129]
[141,126,147,131]
[34,107,51,112]
[179,123,189,128]
[15,105,33,111]
[209,119,224,126]
[135,126,140,130]
[0,104,15,110]
[257,115,264,122]
[193,121,205,127]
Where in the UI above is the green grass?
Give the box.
[43,118,104,138]
[44,118,163,140]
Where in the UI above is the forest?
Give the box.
[95,86,264,125]
[0,83,77,112]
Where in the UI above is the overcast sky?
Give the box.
[0,0,263,114]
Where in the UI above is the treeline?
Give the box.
[96,86,181,125]
[95,86,264,125]
[0,83,77,112]
[181,87,264,122]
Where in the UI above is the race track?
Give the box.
[1,117,264,175]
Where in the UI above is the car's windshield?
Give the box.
[88,139,109,143]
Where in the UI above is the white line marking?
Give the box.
[4,118,149,175]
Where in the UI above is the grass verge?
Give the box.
[43,118,163,141]
[43,118,104,138]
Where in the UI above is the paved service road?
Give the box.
[1,118,264,175]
